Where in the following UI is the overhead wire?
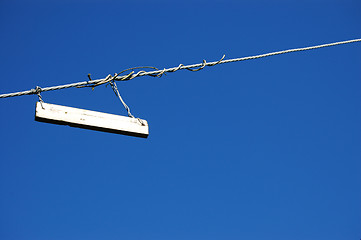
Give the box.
[0,38,360,99]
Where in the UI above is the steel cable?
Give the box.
[1,38,360,99]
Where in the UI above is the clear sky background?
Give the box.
[0,1,360,239]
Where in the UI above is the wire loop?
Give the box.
[208,54,225,66]
[187,59,207,72]
[34,86,45,109]
[34,86,43,101]
[157,68,167,77]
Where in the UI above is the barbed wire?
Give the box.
[0,38,360,99]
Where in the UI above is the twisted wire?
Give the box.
[109,81,134,118]
[1,38,360,99]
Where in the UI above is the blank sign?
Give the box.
[35,102,149,138]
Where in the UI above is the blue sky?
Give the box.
[0,1,360,239]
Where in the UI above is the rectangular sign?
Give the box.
[35,102,149,138]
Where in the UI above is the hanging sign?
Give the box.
[35,102,149,138]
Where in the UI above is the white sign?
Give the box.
[35,102,149,138]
